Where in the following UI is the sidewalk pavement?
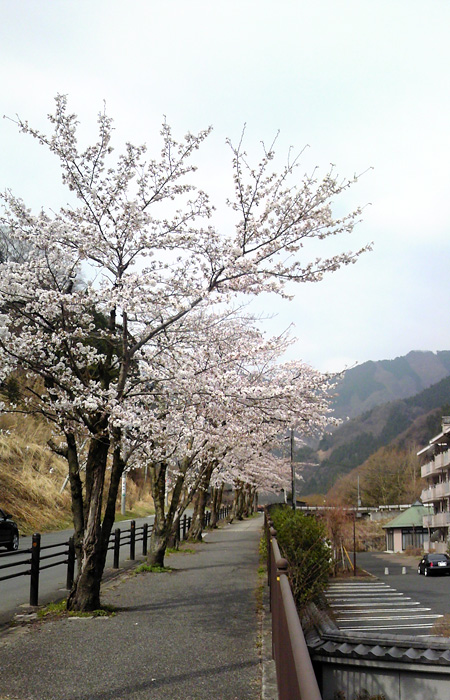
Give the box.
[0,514,276,700]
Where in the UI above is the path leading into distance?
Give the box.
[0,515,262,700]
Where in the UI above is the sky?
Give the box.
[0,0,449,373]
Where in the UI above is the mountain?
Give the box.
[331,350,450,420]
[298,372,450,496]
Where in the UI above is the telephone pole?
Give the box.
[291,428,295,510]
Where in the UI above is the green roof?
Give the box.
[382,501,433,529]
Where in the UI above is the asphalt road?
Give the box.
[0,516,261,700]
[326,550,450,637]
[357,550,450,617]
[0,515,155,625]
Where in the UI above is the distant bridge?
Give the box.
[295,503,411,520]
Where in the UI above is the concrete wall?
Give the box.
[315,656,450,700]
[393,530,403,553]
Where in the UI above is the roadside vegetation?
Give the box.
[270,506,332,610]
[432,614,450,637]
[37,599,116,620]
[0,413,154,535]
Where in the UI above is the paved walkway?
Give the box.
[0,516,265,700]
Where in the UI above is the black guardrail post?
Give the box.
[66,536,75,590]
[182,514,187,540]
[142,523,148,556]
[130,520,136,560]
[113,528,120,568]
[29,533,41,606]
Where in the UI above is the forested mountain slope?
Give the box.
[300,373,450,495]
[331,350,450,420]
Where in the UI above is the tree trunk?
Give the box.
[147,461,187,566]
[67,428,110,611]
[210,483,224,528]
[233,481,245,520]
[147,453,208,565]
[65,431,84,572]
[147,461,169,566]
[243,482,256,516]
[187,488,207,541]
[187,460,215,541]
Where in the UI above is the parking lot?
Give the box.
[326,551,450,637]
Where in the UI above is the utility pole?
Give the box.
[354,476,361,576]
[121,473,127,515]
[291,428,296,511]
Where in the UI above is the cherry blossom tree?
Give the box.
[142,317,336,556]
[0,95,368,610]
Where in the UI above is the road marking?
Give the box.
[340,622,441,631]
[337,614,440,622]
[329,602,420,607]
[328,595,409,600]
[328,581,389,584]
[326,580,440,634]
[335,607,430,614]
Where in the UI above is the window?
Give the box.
[386,530,393,551]
[402,528,424,549]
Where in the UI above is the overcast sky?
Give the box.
[1,0,449,373]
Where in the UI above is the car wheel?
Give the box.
[417,567,421,575]
[424,567,428,577]
[7,533,19,551]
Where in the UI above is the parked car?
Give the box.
[417,553,450,576]
[0,508,19,551]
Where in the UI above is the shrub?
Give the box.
[270,506,332,609]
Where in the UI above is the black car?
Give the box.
[0,508,19,551]
[417,553,450,576]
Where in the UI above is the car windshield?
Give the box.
[429,554,448,561]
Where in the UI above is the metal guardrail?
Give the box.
[0,506,231,607]
[0,521,152,606]
[265,512,322,700]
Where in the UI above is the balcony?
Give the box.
[421,450,450,479]
[423,511,450,528]
[422,487,434,502]
[421,482,450,502]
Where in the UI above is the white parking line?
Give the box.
[329,602,420,607]
[337,614,440,622]
[335,607,431,614]
[341,622,441,631]
[328,584,389,588]
[331,593,411,604]
[326,580,439,634]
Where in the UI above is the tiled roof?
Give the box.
[303,605,450,666]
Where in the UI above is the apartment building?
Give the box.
[418,417,450,553]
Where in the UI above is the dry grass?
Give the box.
[0,414,72,533]
[0,414,154,534]
[431,614,450,637]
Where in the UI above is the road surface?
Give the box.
[0,515,154,625]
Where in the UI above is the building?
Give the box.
[418,417,450,553]
[383,499,432,553]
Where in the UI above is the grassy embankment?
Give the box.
[0,414,154,535]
